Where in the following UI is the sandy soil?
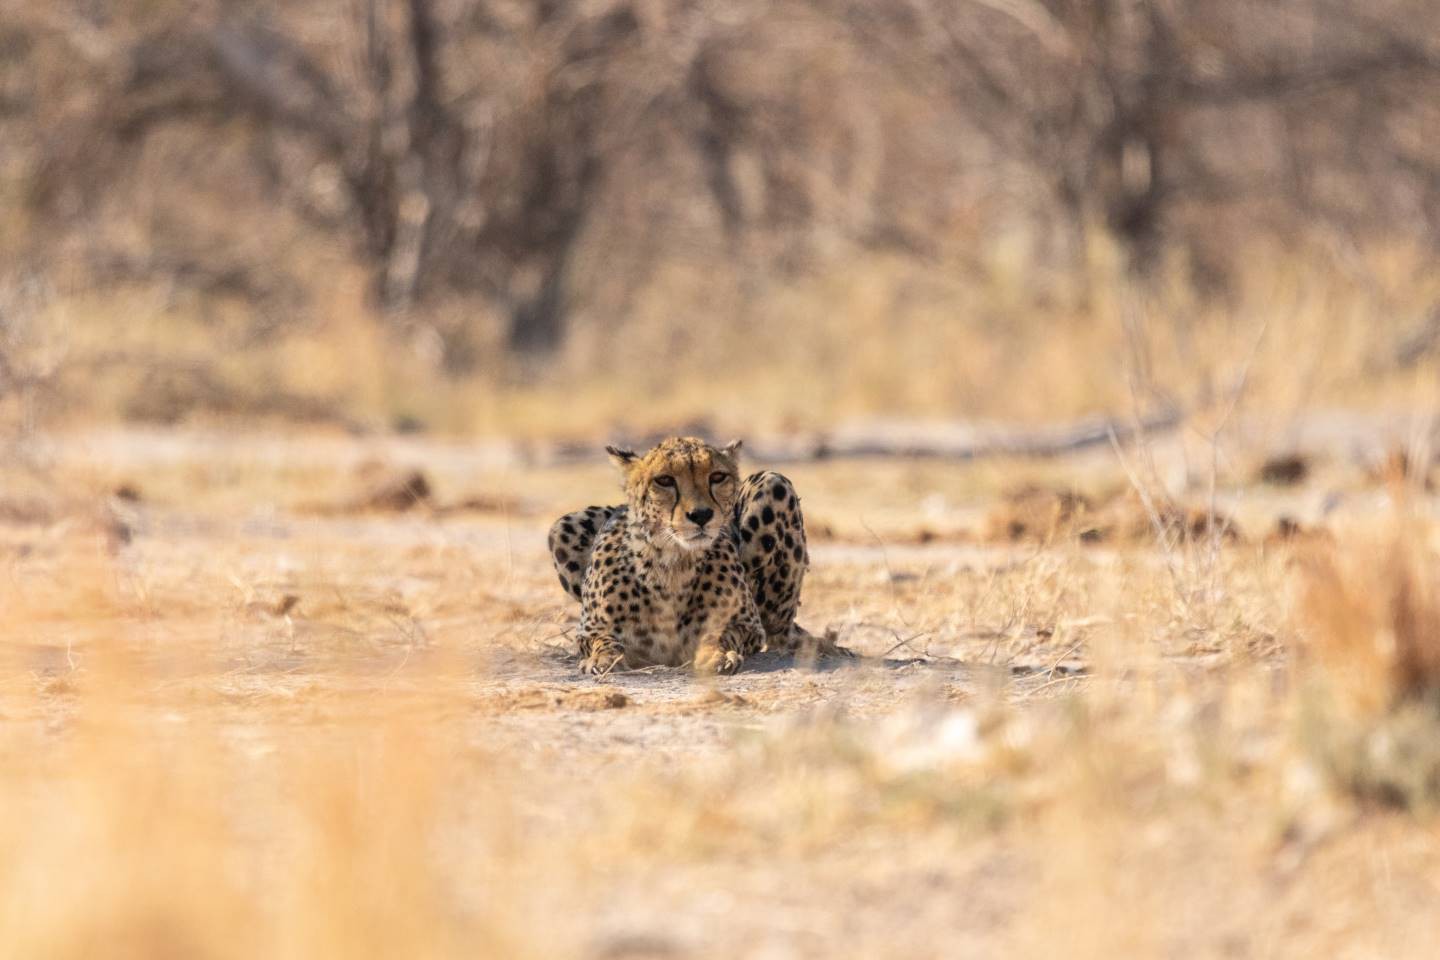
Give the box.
[4,425,1439,958]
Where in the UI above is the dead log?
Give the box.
[537,407,1185,466]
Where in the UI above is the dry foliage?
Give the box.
[4,3,1440,436]
[1294,521,1440,719]
[1293,514,1440,808]
[984,485,1242,547]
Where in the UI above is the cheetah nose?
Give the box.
[686,507,714,527]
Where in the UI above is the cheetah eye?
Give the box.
[653,475,676,489]
[710,472,732,485]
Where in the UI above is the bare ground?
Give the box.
[4,424,1440,958]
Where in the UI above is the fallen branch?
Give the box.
[540,407,1186,466]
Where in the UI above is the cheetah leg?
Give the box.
[733,471,853,658]
[548,505,625,601]
[578,632,626,676]
[692,643,744,676]
[733,471,809,642]
[692,626,746,675]
[694,613,763,676]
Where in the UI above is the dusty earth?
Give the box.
[4,423,1440,958]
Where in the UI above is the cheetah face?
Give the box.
[606,437,742,553]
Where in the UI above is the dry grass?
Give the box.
[22,235,1440,439]
[1291,505,1440,811]
[1294,526,1440,720]
[2,424,1440,956]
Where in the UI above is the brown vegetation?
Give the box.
[1293,516,1440,810]
[1258,454,1310,487]
[984,484,1242,546]
[2,3,1439,434]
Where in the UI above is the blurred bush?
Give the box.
[2,1,1438,424]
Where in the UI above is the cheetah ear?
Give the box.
[721,439,743,461]
[606,445,638,471]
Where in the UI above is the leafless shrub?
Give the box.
[8,1,1437,372]
[0,274,64,442]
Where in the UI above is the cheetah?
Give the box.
[548,437,840,675]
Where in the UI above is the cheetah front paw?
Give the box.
[580,638,625,676]
[694,646,744,675]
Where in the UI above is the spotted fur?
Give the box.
[547,437,822,674]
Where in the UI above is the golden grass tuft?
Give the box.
[1294,520,1440,719]
[1292,512,1440,808]
[0,650,534,959]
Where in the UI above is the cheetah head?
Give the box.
[606,437,742,553]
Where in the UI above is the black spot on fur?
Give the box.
[566,561,580,572]
[761,534,776,551]
[772,483,786,500]
[762,506,775,525]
